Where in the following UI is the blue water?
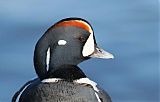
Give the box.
[0,0,159,102]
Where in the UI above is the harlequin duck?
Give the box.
[12,17,114,102]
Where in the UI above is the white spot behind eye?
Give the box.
[58,40,67,45]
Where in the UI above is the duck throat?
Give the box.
[46,65,86,81]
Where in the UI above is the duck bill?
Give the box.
[90,46,114,59]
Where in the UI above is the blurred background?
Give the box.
[0,0,159,102]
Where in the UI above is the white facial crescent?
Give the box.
[82,32,95,57]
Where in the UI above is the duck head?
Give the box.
[34,18,114,80]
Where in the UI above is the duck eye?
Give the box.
[78,36,85,42]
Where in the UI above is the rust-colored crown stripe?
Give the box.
[54,20,91,33]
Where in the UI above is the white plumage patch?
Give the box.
[16,83,31,102]
[95,92,102,102]
[46,47,50,71]
[58,40,67,45]
[74,78,99,92]
[75,78,101,102]
[82,32,95,57]
[41,78,62,83]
